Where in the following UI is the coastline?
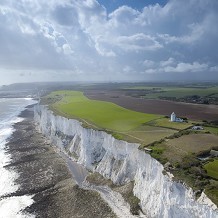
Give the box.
[4,106,116,218]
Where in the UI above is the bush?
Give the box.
[128,196,140,215]
[210,120,218,126]
[174,162,180,168]
[180,155,200,169]
[181,117,188,121]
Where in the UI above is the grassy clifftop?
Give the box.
[43,90,160,132]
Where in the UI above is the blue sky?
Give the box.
[0,0,218,85]
[98,0,167,12]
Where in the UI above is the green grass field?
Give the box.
[116,125,177,145]
[146,117,192,130]
[205,126,218,135]
[127,127,177,145]
[204,160,218,180]
[47,91,160,132]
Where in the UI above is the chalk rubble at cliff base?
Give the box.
[34,105,218,218]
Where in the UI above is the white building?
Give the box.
[170,112,176,122]
[192,126,204,130]
[170,112,183,122]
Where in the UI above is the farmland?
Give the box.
[116,125,177,145]
[149,132,218,205]
[204,126,218,135]
[122,85,218,102]
[126,86,218,97]
[85,90,218,121]
[160,134,218,163]
[45,90,160,132]
[204,160,218,180]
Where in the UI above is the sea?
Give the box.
[0,98,37,218]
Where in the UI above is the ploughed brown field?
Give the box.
[85,90,218,121]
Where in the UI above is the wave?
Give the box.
[0,98,37,218]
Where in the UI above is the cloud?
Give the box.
[143,60,155,67]
[160,58,175,67]
[164,62,208,73]
[116,33,163,51]
[0,0,218,85]
[144,58,216,75]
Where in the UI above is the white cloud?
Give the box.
[143,59,211,75]
[143,60,155,67]
[0,0,218,84]
[160,58,175,67]
[145,68,157,74]
[210,66,218,72]
[164,62,208,73]
[116,33,163,51]
[62,44,73,55]
[108,5,140,26]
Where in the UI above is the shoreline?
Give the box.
[4,106,116,218]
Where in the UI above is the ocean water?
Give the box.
[0,98,36,218]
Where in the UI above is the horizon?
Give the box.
[2,80,218,89]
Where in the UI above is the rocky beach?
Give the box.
[4,106,115,218]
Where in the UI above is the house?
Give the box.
[192,126,204,130]
[197,149,218,161]
[210,150,218,157]
[170,112,183,122]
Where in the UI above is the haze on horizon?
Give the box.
[0,0,218,85]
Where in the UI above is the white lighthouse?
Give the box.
[170,112,176,122]
[170,112,184,122]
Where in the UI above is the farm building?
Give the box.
[192,126,204,130]
[210,150,218,157]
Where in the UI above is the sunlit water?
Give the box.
[0,98,36,218]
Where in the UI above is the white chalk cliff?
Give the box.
[34,105,218,218]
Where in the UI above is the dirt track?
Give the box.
[85,90,218,121]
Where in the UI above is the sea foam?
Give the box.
[0,98,36,218]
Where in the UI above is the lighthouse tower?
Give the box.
[170,112,176,122]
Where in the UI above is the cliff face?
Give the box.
[34,105,218,218]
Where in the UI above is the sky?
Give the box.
[0,0,218,85]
